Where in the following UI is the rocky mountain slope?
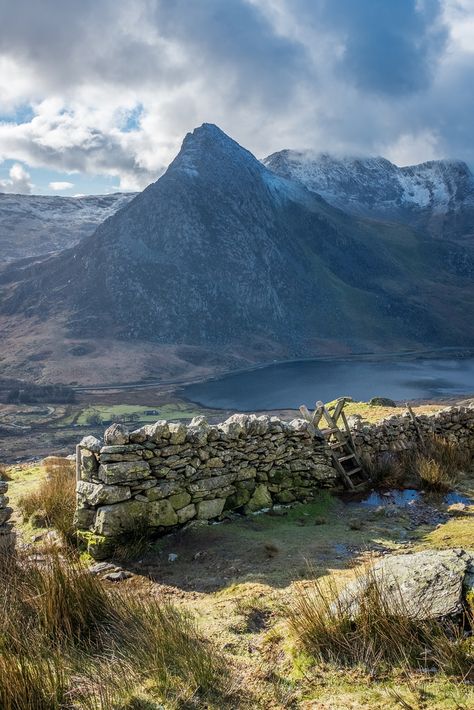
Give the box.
[263,151,474,239]
[1,124,474,384]
[0,191,136,262]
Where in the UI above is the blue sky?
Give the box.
[0,0,473,195]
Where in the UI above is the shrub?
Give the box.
[18,458,76,543]
[289,567,474,679]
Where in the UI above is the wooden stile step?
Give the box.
[299,397,371,490]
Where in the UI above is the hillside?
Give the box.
[263,151,474,240]
[0,191,136,262]
[1,124,474,385]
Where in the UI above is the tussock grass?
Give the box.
[0,462,12,480]
[363,433,471,493]
[0,550,231,709]
[289,568,474,679]
[17,458,76,543]
[415,434,470,492]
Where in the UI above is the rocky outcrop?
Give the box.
[0,479,14,553]
[338,549,474,620]
[76,413,337,558]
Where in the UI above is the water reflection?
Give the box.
[183,357,474,410]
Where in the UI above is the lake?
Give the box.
[182,357,474,410]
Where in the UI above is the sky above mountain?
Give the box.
[0,0,473,196]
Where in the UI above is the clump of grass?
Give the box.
[415,434,470,492]
[363,433,471,493]
[0,463,12,480]
[0,550,232,709]
[360,451,407,488]
[18,457,76,544]
[416,456,452,492]
[289,568,474,679]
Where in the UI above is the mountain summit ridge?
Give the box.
[1,123,474,384]
[263,149,474,237]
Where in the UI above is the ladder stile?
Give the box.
[300,398,369,490]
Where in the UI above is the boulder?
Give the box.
[338,549,474,620]
[369,397,397,407]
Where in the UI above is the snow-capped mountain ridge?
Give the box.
[0,191,136,262]
[263,150,474,234]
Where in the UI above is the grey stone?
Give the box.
[149,499,178,527]
[245,484,272,512]
[129,426,148,443]
[0,481,8,494]
[169,492,192,509]
[145,420,170,442]
[88,562,116,575]
[74,507,96,529]
[177,503,196,523]
[196,498,225,520]
[104,423,130,446]
[79,435,102,453]
[339,549,474,620]
[77,480,131,506]
[104,570,132,582]
[0,508,13,525]
[95,500,149,536]
[81,450,99,477]
[168,422,187,444]
[98,461,151,485]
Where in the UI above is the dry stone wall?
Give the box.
[76,405,474,559]
[0,479,14,553]
[350,405,474,457]
[76,414,337,558]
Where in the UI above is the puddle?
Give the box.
[443,491,473,506]
[341,488,472,508]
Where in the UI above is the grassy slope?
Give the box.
[5,447,474,708]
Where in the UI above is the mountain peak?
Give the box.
[166,122,263,185]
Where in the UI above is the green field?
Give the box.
[74,402,203,426]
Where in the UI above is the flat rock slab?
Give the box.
[340,548,474,619]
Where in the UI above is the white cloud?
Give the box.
[0,0,472,193]
[49,181,74,190]
[0,162,33,193]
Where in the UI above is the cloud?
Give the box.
[0,162,32,193]
[49,181,74,191]
[0,0,472,193]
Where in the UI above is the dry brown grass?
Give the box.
[0,462,12,480]
[363,433,472,493]
[415,434,471,492]
[0,550,232,709]
[18,457,76,543]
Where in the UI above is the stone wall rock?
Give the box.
[0,478,14,554]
